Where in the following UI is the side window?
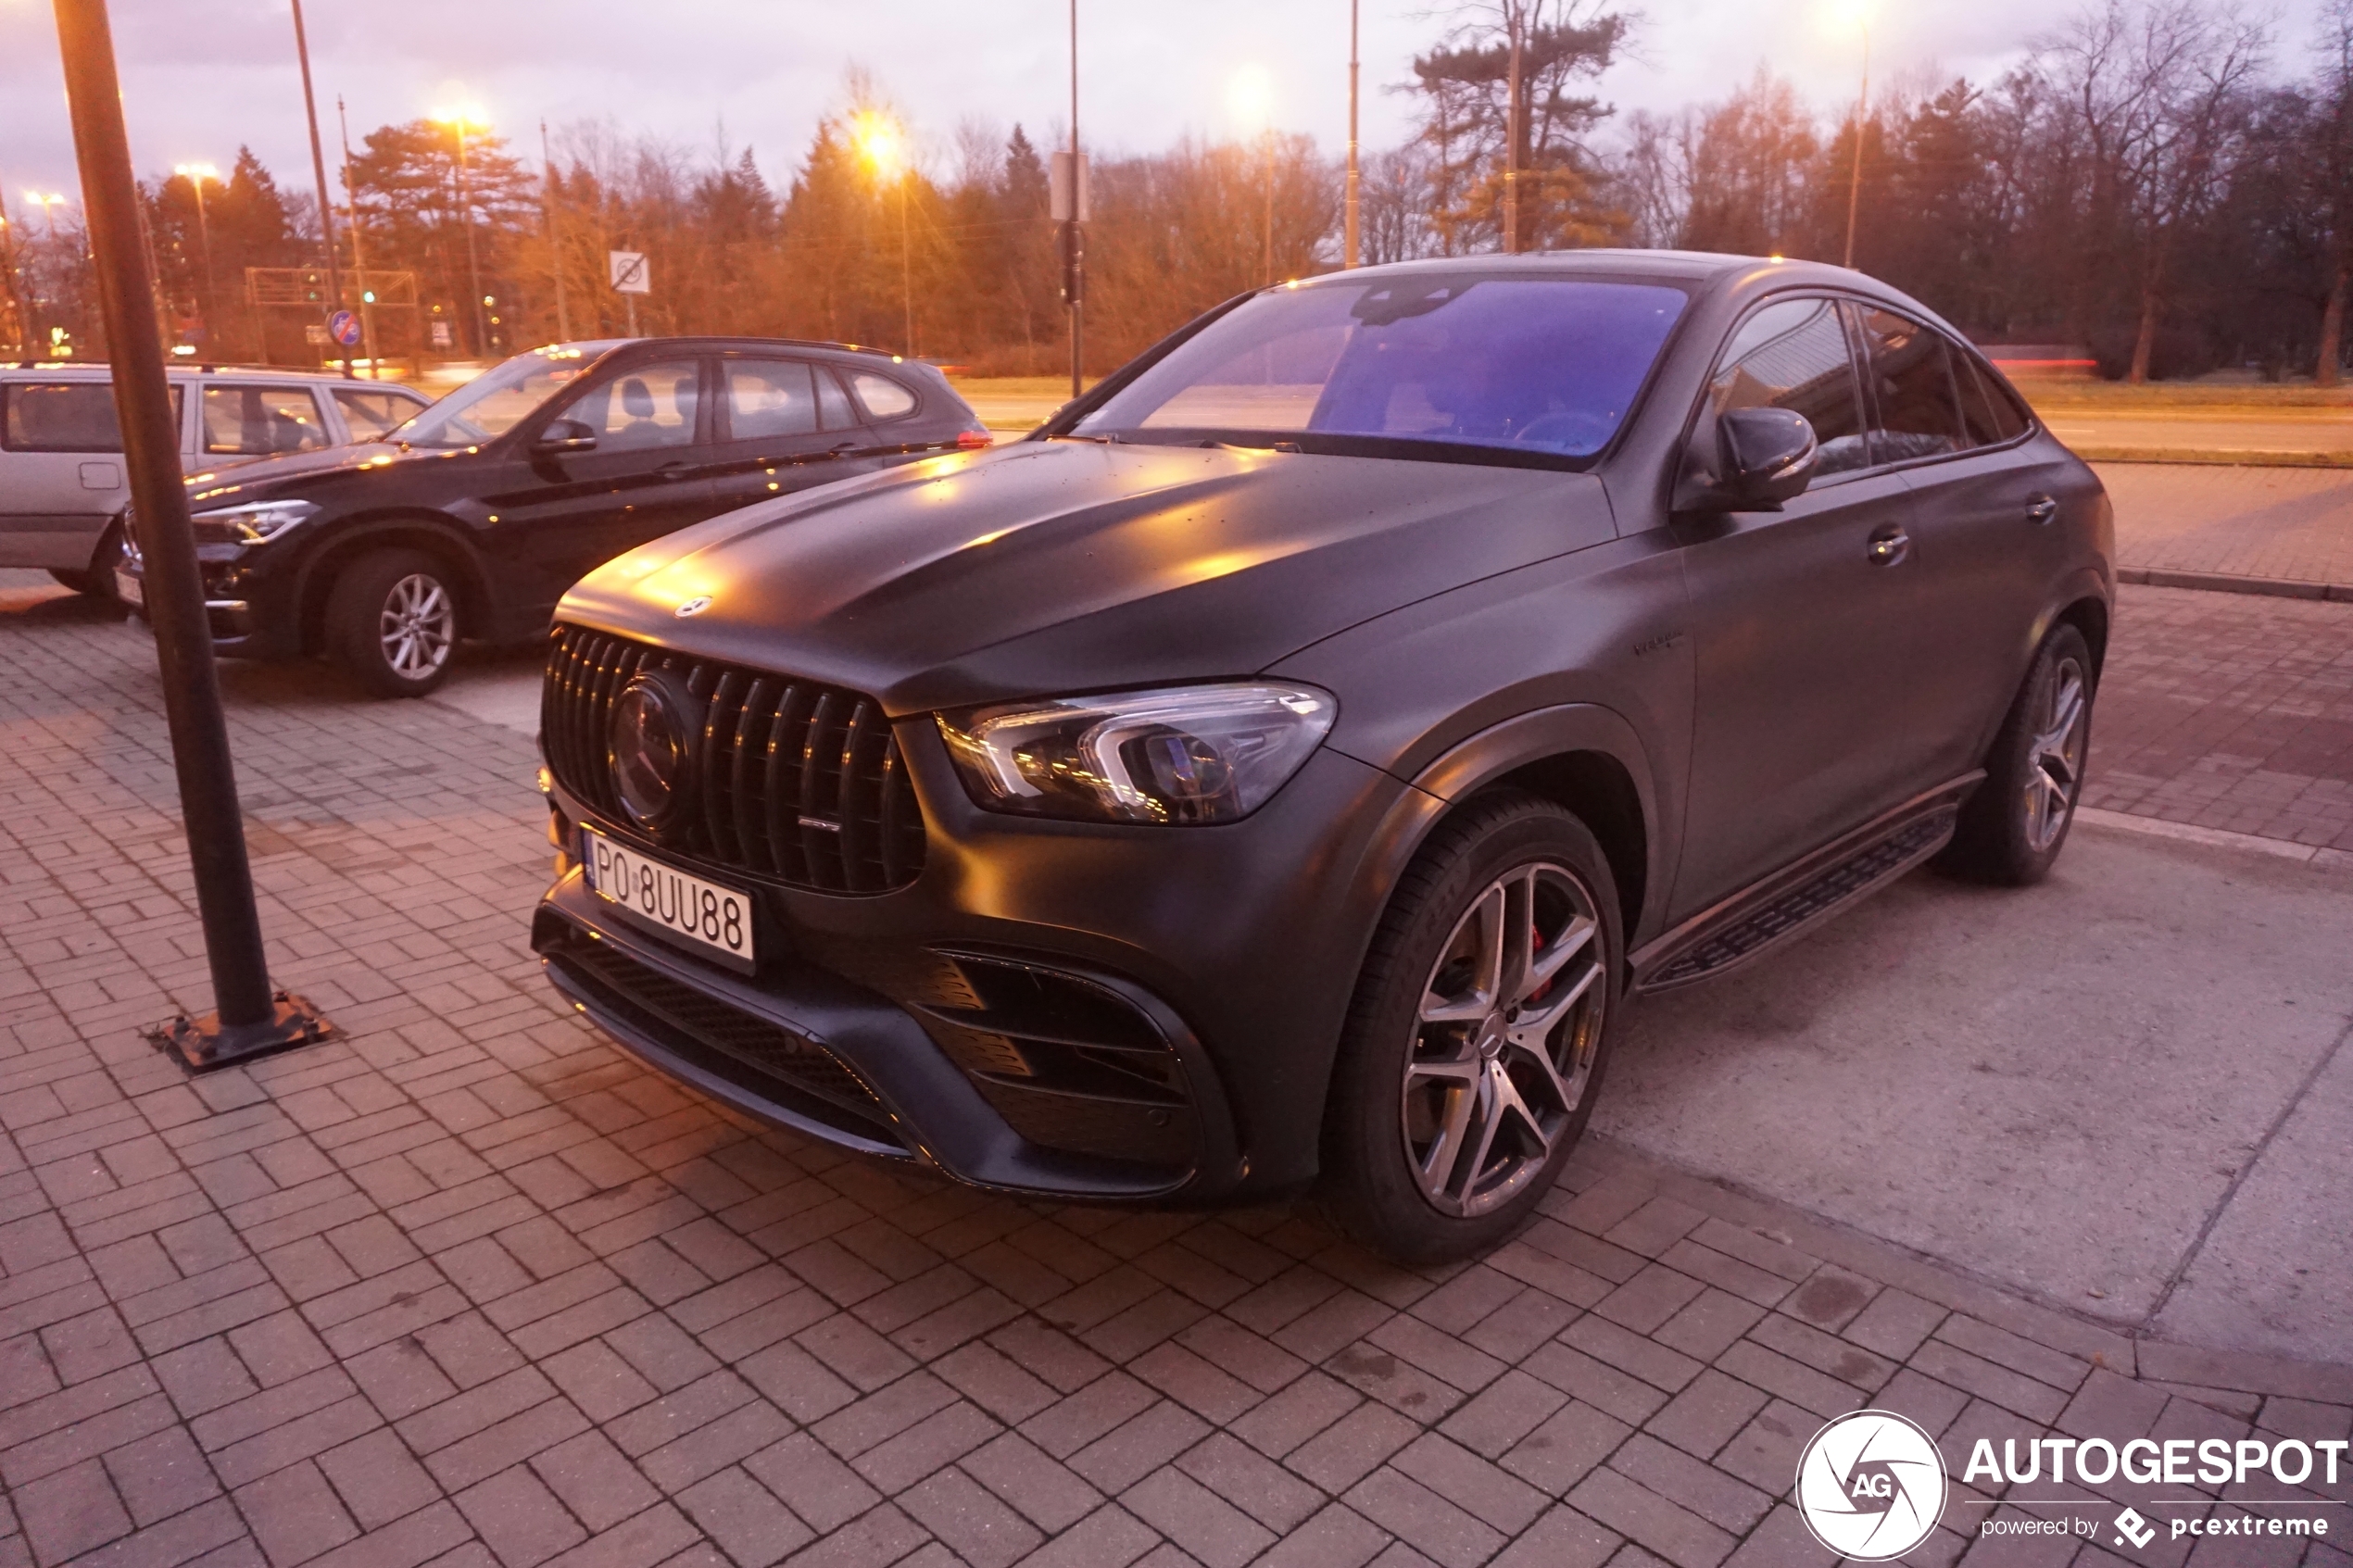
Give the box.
[847,370,918,423]
[1956,352,2031,446]
[1852,306,1964,465]
[816,369,860,431]
[202,384,331,456]
[333,387,426,441]
[3,383,183,452]
[724,360,820,442]
[1708,297,1869,477]
[565,361,703,451]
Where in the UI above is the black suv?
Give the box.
[529,254,2111,1261]
[119,339,989,696]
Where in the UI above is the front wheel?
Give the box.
[1938,622,2095,885]
[1323,793,1622,1264]
[326,548,459,697]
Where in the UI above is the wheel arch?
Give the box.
[2056,593,2109,679]
[295,515,493,656]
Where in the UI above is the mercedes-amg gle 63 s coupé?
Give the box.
[530,252,2111,1262]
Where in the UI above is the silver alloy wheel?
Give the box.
[379,572,454,680]
[2024,654,2088,851]
[1402,861,1606,1218]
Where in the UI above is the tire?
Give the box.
[1938,623,2094,885]
[48,519,125,602]
[46,568,94,595]
[326,548,459,698]
[1323,791,1624,1264]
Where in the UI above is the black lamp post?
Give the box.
[50,0,333,1069]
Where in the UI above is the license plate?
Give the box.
[115,569,143,608]
[580,826,755,967]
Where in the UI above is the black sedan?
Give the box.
[529,254,2111,1261]
[118,338,991,695]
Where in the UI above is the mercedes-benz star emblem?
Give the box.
[675,596,711,618]
[610,673,691,832]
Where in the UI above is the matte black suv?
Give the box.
[118,338,989,696]
[529,253,2112,1261]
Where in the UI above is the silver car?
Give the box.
[0,363,430,596]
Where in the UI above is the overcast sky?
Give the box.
[0,0,2331,220]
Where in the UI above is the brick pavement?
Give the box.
[2099,464,2353,591]
[2086,584,2353,851]
[4,582,2353,1568]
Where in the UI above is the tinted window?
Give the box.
[202,384,330,456]
[568,361,702,451]
[396,345,607,448]
[1854,306,1963,465]
[816,369,859,431]
[849,371,918,422]
[725,361,819,441]
[1076,277,1688,460]
[3,382,184,453]
[333,387,425,441]
[1957,353,2031,446]
[1708,298,1869,476]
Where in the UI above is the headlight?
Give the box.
[192,499,320,543]
[937,683,1337,825]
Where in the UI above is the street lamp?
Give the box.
[1823,0,1872,270]
[432,106,491,357]
[1344,0,1360,269]
[22,193,69,355]
[853,109,914,356]
[171,163,219,345]
[1229,65,1276,285]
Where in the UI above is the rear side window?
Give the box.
[816,369,859,430]
[1957,354,2032,446]
[203,384,331,456]
[3,382,184,452]
[848,371,919,422]
[724,360,820,441]
[1852,306,1963,465]
[1708,297,1869,477]
[333,387,425,441]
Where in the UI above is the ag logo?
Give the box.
[1795,1410,1948,1561]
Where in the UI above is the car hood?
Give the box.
[182,439,477,508]
[557,438,1616,715]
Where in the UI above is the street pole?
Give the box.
[1504,6,1521,255]
[541,119,571,342]
[49,0,332,1069]
[1263,130,1276,286]
[1066,0,1084,399]
[454,124,489,356]
[899,175,914,356]
[1344,0,1360,269]
[289,0,348,377]
[0,183,22,355]
[1843,22,1869,270]
[337,97,380,378]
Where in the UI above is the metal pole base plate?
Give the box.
[147,991,337,1072]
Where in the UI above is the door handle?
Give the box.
[1867,524,1910,567]
[2025,495,2059,525]
[654,461,692,483]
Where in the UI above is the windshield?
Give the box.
[387,344,620,449]
[1075,276,1687,463]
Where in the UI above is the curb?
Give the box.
[2078,446,2353,468]
[2073,807,2353,869]
[2118,565,2353,602]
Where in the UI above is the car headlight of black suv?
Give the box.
[937,682,1337,825]
[191,498,320,544]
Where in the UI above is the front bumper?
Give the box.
[118,541,298,657]
[533,732,1412,1204]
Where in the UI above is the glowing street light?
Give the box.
[852,110,915,355]
[432,105,492,356]
[1821,0,1872,270]
[171,163,221,338]
[1229,66,1277,286]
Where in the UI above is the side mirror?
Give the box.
[1707,407,1818,511]
[532,418,598,456]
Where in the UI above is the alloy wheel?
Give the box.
[1401,861,1607,1218]
[2024,654,2087,851]
[379,572,454,680]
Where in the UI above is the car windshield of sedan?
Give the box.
[386,344,620,449]
[1072,276,1688,463]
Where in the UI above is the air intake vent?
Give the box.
[543,626,925,895]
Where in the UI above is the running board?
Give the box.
[1630,776,1981,995]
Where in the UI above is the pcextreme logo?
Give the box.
[1795,1411,1949,1560]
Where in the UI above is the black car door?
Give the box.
[1867,311,2084,784]
[500,355,718,608]
[702,357,877,515]
[1669,295,1938,920]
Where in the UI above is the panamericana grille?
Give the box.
[544,626,925,895]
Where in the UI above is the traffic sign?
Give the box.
[328,310,361,348]
[609,250,650,295]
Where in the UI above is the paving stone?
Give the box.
[673,1470,812,1568]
